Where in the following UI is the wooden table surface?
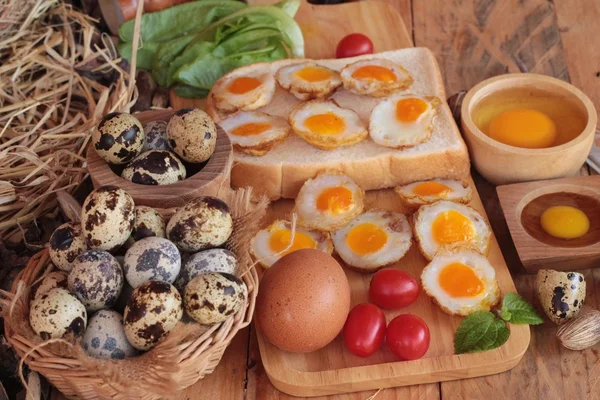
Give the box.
[52,0,600,399]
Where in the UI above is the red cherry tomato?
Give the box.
[343,303,386,357]
[386,314,430,360]
[369,269,420,309]
[336,33,374,58]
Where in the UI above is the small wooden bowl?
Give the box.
[87,109,233,208]
[461,73,597,185]
[497,175,600,272]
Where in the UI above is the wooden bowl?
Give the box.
[87,109,233,208]
[461,73,597,185]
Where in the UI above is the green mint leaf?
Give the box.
[499,308,512,322]
[492,319,510,348]
[455,311,495,354]
[501,292,544,325]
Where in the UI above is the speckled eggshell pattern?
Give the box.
[123,281,183,351]
[121,150,186,186]
[142,120,169,152]
[166,196,233,252]
[49,222,88,272]
[184,272,247,325]
[68,250,124,312]
[123,237,181,288]
[81,186,135,251]
[83,310,137,359]
[32,271,68,300]
[537,269,586,325]
[174,249,237,291]
[93,112,144,164]
[166,108,217,163]
[127,206,166,246]
[29,288,87,339]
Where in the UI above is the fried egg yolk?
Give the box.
[351,65,397,82]
[346,223,388,255]
[396,98,428,123]
[295,66,332,82]
[227,77,262,95]
[540,205,590,239]
[432,210,474,244]
[269,229,317,256]
[316,186,353,214]
[230,122,272,136]
[438,262,484,297]
[304,112,346,135]
[412,181,452,196]
[488,108,557,149]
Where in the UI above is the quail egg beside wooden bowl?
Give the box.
[87,109,233,209]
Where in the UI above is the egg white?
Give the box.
[340,58,413,97]
[276,62,342,100]
[395,179,472,208]
[212,65,275,112]
[220,111,290,156]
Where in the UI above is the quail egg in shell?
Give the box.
[220,111,290,157]
[124,237,181,288]
[275,62,342,100]
[395,179,472,209]
[421,246,500,316]
[537,269,586,325]
[81,186,135,251]
[340,58,413,97]
[167,108,216,163]
[174,248,237,291]
[167,196,233,252]
[49,222,88,272]
[68,249,124,311]
[414,200,491,261]
[294,171,365,231]
[184,272,248,325]
[29,288,87,339]
[124,281,183,351]
[121,150,186,185]
[31,271,68,300]
[83,310,137,359]
[142,120,169,152]
[212,67,276,112]
[127,206,166,245]
[93,112,144,164]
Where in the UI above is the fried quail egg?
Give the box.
[421,246,500,316]
[414,201,491,261]
[49,222,88,272]
[29,288,87,339]
[369,95,441,148]
[395,179,472,209]
[275,62,342,100]
[212,68,276,112]
[121,150,186,185]
[93,112,144,164]
[250,220,333,268]
[127,206,166,246]
[289,100,368,150]
[220,111,290,156]
[142,120,170,152]
[340,59,413,97]
[83,310,137,359]
[124,237,181,288]
[294,171,365,231]
[31,271,68,300]
[174,248,237,291]
[331,209,412,272]
[167,108,216,163]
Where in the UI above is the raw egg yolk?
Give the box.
[227,77,261,94]
[432,210,474,244]
[439,262,484,298]
[269,229,317,256]
[304,112,346,135]
[413,181,451,196]
[295,66,332,82]
[351,65,397,82]
[396,98,428,123]
[231,122,271,136]
[540,205,590,239]
[346,223,388,255]
[316,186,354,214]
[488,108,557,149]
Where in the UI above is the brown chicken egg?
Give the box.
[255,249,350,353]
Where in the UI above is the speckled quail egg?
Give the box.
[31,271,68,300]
[49,222,88,272]
[81,186,135,251]
[166,196,233,252]
[127,206,166,246]
[124,281,183,350]
[142,120,169,152]
[29,288,87,339]
[83,310,137,359]
[184,272,248,325]
[124,237,181,288]
[121,150,186,186]
[167,108,216,163]
[93,112,144,164]
[537,269,586,325]
[174,249,237,291]
[68,250,124,311]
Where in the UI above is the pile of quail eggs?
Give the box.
[92,108,218,186]
[31,185,247,360]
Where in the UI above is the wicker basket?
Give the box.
[2,189,268,399]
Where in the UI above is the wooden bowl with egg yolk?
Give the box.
[461,73,597,185]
